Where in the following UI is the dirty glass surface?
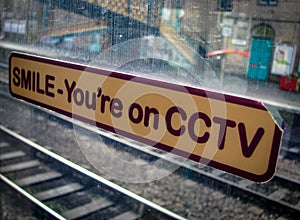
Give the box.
[0,0,299,219]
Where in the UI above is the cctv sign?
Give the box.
[9,52,282,182]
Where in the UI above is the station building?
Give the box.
[164,0,300,81]
[1,0,299,82]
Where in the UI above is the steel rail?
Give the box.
[1,174,67,220]
[0,125,187,220]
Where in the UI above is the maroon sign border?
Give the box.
[9,52,282,182]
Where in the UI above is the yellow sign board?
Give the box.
[9,52,282,182]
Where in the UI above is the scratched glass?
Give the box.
[0,0,299,219]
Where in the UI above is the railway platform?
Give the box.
[221,72,300,113]
[0,49,299,113]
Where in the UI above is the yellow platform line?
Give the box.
[160,21,196,65]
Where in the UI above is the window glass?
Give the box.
[258,0,278,6]
[1,0,299,219]
[218,0,233,11]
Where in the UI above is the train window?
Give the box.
[1,0,300,219]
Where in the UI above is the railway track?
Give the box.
[104,130,300,215]
[1,40,300,218]
[280,146,300,161]
[0,125,186,220]
[1,78,300,218]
